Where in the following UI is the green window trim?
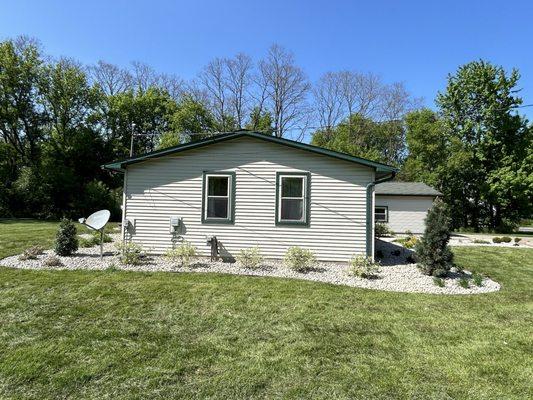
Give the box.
[275,172,311,227]
[201,171,236,224]
[375,205,389,223]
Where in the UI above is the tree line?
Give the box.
[1,36,531,230]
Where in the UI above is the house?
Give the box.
[103,131,437,262]
[375,182,442,234]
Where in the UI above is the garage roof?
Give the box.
[375,182,442,196]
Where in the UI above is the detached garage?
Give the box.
[375,182,442,234]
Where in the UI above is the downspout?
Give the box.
[366,171,396,258]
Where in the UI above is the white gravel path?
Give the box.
[0,235,501,295]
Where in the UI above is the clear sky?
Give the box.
[1,0,532,119]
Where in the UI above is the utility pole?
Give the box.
[129,122,136,157]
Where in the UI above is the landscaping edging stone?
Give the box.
[0,237,501,295]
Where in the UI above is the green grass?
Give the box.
[0,223,532,399]
[0,219,119,259]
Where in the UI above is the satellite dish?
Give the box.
[84,210,110,231]
[78,210,111,259]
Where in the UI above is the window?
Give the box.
[276,172,310,226]
[375,206,388,222]
[202,172,235,224]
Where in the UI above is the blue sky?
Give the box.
[2,0,532,119]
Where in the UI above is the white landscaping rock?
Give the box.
[0,234,500,295]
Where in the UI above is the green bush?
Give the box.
[79,237,97,248]
[284,247,316,272]
[165,241,197,268]
[55,218,78,256]
[375,223,394,237]
[43,255,63,267]
[348,255,380,278]
[492,237,502,243]
[115,241,144,265]
[472,272,483,287]
[458,278,470,289]
[433,277,445,287]
[18,245,45,260]
[395,235,418,249]
[514,237,522,246]
[500,236,512,243]
[415,199,454,277]
[237,247,264,269]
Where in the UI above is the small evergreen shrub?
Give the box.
[55,218,78,256]
[18,245,44,260]
[472,272,483,287]
[415,199,454,277]
[375,223,394,237]
[500,236,512,243]
[492,237,502,243]
[43,255,63,267]
[433,277,445,287]
[284,246,316,272]
[165,241,197,268]
[514,237,521,246]
[116,241,144,265]
[458,278,470,289]
[348,255,380,278]
[236,247,263,269]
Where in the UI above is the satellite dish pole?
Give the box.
[78,210,111,259]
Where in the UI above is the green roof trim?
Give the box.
[102,131,398,173]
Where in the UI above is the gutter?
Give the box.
[366,171,396,258]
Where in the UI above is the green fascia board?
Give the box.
[102,131,398,173]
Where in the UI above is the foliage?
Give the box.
[18,245,44,260]
[500,236,512,243]
[492,237,502,244]
[472,272,483,287]
[348,255,380,278]
[433,277,445,287]
[164,241,197,268]
[514,237,522,244]
[415,199,454,277]
[375,223,394,237]
[458,278,470,289]
[43,255,63,267]
[115,241,144,265]
[284,246,316,272]
[236,246,264,269]
[394,234,418,249]
[54,218,78,256]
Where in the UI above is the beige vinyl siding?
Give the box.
[375,195,435,234]
[123,136,374,262]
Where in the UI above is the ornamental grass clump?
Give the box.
[284,246,316,272]
[236,247,263,269]
[18,245,44,260]
[415,198,454,277]
[348,255,380,278]
[115,241,144,265]
[165,241,197,268]
[55,218,78,256]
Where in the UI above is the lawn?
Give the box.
[0,221,532,399]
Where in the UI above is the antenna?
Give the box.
[78,209,111,259]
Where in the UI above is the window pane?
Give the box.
[375,214,386,221]
[282,177,303,197]
[281,199,303,220]
[207,198,228,218]
[208,177,229,196]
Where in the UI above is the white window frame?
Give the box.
[277,173,309,225]
[375,206,388,223]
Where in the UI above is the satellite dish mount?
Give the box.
[78,210,111,259]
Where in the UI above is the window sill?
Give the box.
[202,219,234,225]
[275,220,309,227]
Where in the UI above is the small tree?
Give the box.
[55,218,78,256]
[415,198,454,277]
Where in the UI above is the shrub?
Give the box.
[115,241,144,265]
[165,241,197,268]
[43,255,63,267]
[473,239,490,244]
[79,237,96,248]
[92,230,113,243]
[375,223,394,237]
[237,247,264,269]
[348,255,380,278]
[415,199,454,277]
[514,237,522,246]
[55,218,78,256]
[472,272,483,287]
[500,236,512,243]
[458,278,470,289]
[433,277,445,287]
[395,235,418,249]
[284,246,316,272]
[492,237,502,243]
[18,245,44,260]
